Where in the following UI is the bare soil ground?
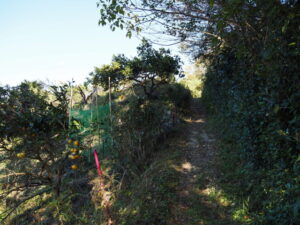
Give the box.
[168,100,237,225]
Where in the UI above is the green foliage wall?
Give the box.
[202,1,300,223]
[111,83,191,173]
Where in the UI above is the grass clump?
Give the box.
[112,150,181,225]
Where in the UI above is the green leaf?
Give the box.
[282,20,289,33]
[126,31,132,38]
[273,105,280,114]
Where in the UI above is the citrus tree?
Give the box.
[0,81,75,221]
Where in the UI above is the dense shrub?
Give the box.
[110,83,191,173]
[159,83,192,113]
[202,9,300,223]
[0,82,74,222]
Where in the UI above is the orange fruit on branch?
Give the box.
[70,148,78,153]
[71,164,78,170]
[16,153,26,158]
[70,155,80,160]
[73,140,80,146]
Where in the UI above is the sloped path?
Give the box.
[169,100,237,225]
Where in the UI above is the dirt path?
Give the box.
[169,100,237,225]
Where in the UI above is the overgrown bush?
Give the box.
[0,82,87,223]
[112,96,172,172]
[202,12,300,224]
[159,83,192,114]
[110,83,191,174]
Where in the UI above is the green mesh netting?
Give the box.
[69,104,113,159]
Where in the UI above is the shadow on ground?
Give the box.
[167,99,243,225]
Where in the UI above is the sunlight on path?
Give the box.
[181,162,194,172]
[169,101,239,225]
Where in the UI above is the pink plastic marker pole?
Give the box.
[93,149,103,176]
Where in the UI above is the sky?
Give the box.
[0,0,148,86]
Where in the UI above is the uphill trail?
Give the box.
[168,99,238,225]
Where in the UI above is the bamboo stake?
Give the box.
[68,79,74,128]
[108,76,112,124]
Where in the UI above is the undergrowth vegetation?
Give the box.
[112,148,181,225]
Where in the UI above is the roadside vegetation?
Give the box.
[0,41,192,224]
[97,0,299,224]
[1,1,299,224]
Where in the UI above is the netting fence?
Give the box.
[69,103,113,161]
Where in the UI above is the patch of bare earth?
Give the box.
[168,101,235,225]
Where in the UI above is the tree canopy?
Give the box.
[97,0,299,56]
[90,39,182,98]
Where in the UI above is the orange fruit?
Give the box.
[16,153,26,158]
[70,155,79,160]
[70,148,78,153]
[71,164,78,170]
[73,140,80,146]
